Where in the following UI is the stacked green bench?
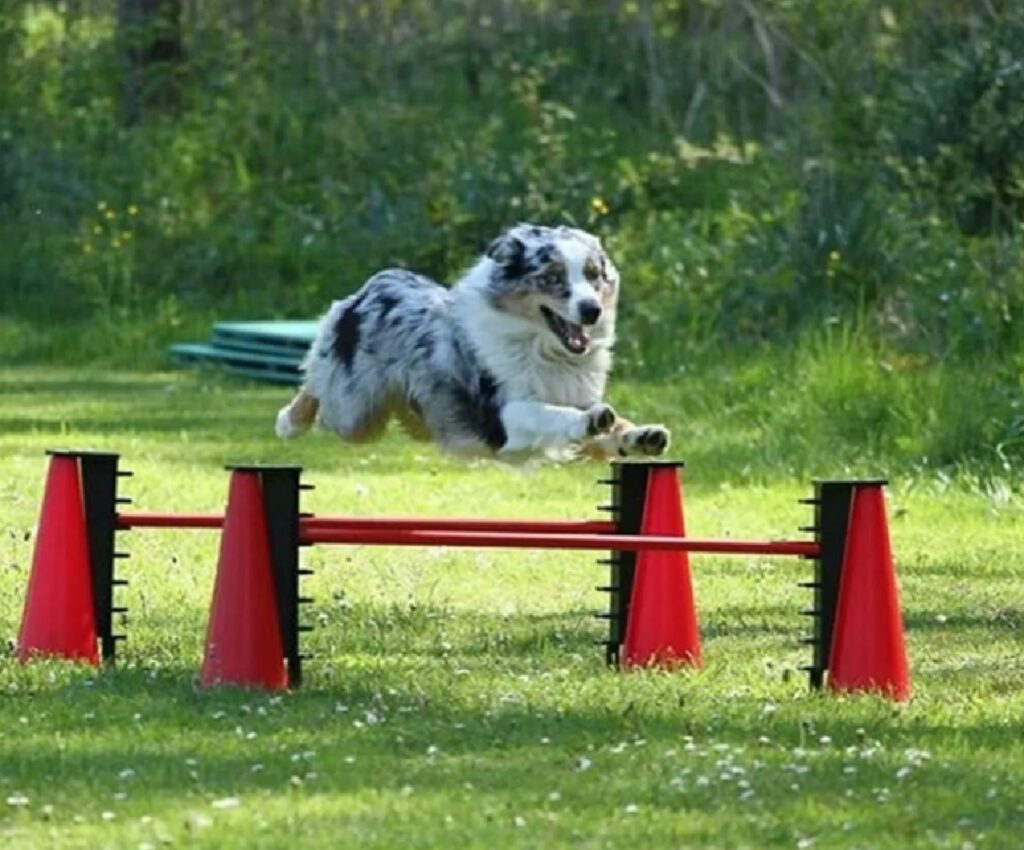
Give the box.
[170,321,317,384]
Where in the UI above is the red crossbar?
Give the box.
[116,512,820,558]
[301,517,616,534]
[117,512,223,530]
[116,512,616,535]
[299,527,821,557]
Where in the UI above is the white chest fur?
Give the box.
[449,253,619,414]
[495,339,609,407]
[453,291,610,409]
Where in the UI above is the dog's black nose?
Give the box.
[578,300,602,326]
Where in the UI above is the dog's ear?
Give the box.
[486,234,528,278]
[558,226,620,290]
[557,225,598,248]
[601,250,620,291]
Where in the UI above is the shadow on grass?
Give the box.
[117,601,816,668]
[2,588,1021,848]
[904,608,1024,632]
[1,660,1020,839]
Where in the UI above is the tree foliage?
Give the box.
[2,1,1024,370]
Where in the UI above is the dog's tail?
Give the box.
[275,390,319,439]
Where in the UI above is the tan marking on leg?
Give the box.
[395,404,432,442]
[291,391,319,427]
[275,390,320,438]
[580,416,633,459]
[338,414,389,443]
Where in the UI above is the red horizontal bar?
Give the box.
[116,512,616,534]
[301,517,617,534]
[299,527,821,557]
[117,512,224,530]
[117,512,819,557]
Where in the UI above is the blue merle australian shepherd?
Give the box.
[275,223,670,460]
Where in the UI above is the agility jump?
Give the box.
[17,451,911,701]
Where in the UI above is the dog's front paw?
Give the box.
[623,424,670,456]
[585,403,617,437]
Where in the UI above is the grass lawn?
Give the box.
[1,367,1022,849]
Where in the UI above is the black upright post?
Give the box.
[50,450,127,665]
[596,460,685,666]
[802,478,888,689]
[256,466,310,688]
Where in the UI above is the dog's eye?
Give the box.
[544,270,565,288]
[583,259,601,284]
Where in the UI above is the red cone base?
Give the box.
[18,455,100,665]
[200,471,288,690]
[622,466,702,668]
[828,485,911,701]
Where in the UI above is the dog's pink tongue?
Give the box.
[568,323,590,351]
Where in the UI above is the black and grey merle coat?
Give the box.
[305,269,511,454]
[286,223,668,459]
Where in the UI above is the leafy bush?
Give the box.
[3,1,1024,470]
[881,5,1024,235]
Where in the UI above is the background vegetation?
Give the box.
[4,8,1024,847]
[3,0,1024,474]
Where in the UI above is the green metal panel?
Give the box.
[204,337,301,359]
[169,319,319,384]
[213,321,317,349]
[171,320,322,384]
[214,321,318,339]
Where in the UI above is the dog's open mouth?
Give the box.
[540,306,590,355]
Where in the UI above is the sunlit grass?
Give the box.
[1,367,1023,849]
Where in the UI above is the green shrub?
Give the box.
[881,4,1024,235]
[3,1,1024,473]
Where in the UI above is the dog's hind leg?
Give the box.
[275,390,320,439]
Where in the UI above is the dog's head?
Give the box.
[484,224,619,356]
